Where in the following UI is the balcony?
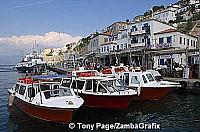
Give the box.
[130,42,145,47]
[130,30,146,36]
[155,43,172,48]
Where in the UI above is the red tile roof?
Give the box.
[154,28,177,35]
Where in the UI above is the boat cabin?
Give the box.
[146,70,163,81]
[60,76,135,95]
[121,72,156,87]
[11,75,75,104]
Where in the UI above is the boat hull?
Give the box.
[139,87,171,100]
[15,66,32,73]
[12,96,75,124]
[79,93,135,109]
[15,64,46,73]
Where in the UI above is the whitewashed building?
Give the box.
[88,34,109,53]
[195,3,200,12]
[100,30,129,54]
[100,29,129,53]
[153,5,179,23]
[100,41,117,54]
[128,19,176,49]
[190,0,200,5]
[106,22,128,35]
[153,28,198,67]
[43,48,64,65]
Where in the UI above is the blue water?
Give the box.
[0,65,200,131]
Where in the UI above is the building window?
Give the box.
[184,38,186,45]
[187,39,189,46]
[104,46,106,52]
[143,23,149,27]
[159,59,164,65]
[124,44,127,49]
[191,40,193,47]
[193,41,196,47]
[121,44,123,49]
[113,46,115,51]
[167,36,172,43]
[104,38,108,42]
[131,26,137,32]
[101,47,103,52]
[180,37,182,44]
[147,38,150,45]
[142,23,149,30]
[107,46,109,51]
[142,39,144,43]
[117,45,119,50]
[131,37,138,44]
[96,39,98,46]
[159,37,164,44]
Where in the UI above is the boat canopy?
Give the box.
[32,75,65,80]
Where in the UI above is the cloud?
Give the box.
[0,32,82,56]
[0,0,55,12]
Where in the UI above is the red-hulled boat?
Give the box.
[8,75,84,124]
[61,70,139,109]
[121,71,172,100]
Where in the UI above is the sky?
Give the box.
[0,0,177,64]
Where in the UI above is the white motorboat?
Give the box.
[121,71,172,100]
[14,51,46,73]
[8,75,84,124]
[61,70,139,109]
[146,70,181,88]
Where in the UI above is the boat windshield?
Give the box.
[115,79,129,91]
[61,79,71,87]
[131,76,140,84]
[146,74,155,82]
[42,88,73,99]
[33,83,73,99]
[142,75,148,83]
[14,84,20,92]
[100,80,117,92]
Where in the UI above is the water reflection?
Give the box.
[2,66,200,131]
[7,94,176,131]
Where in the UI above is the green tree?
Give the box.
[73,36,91,52]
[66,44,71,51]
[180,0,190,6]
[192,13,200,21]
[188,4,196,14]
[58,50,63,56]
[144,10,152,17]
[174,15,185,23]
[152,5,165,12]
[177,20,194,34]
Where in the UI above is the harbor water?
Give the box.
[0,65,200,131]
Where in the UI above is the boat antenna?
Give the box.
[33,39,37,53]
